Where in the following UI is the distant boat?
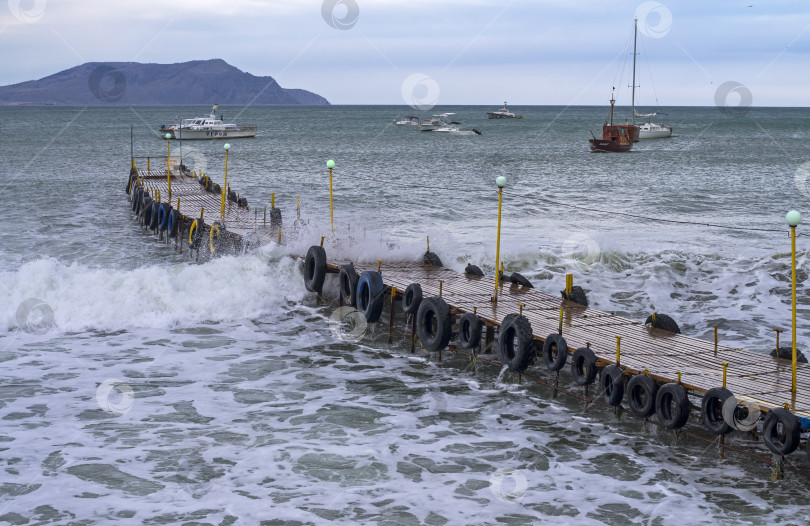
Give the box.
[486,102,523,119]
[159,105,257,140]
[418,113,454,131]
[395,116,420,126]
[589,93,637,153]
[629,18,672,139]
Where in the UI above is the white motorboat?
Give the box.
[486,102,523,119]
[418,113,454,131]
[629,19,672,139]
[434,121,481,135]
[159,105,257,140]
[395,116,420,126]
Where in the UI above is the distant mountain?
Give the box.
[0,59,329,106]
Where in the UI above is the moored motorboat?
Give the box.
[158,105,257,140]
[395,116,420,126]
[589,95,637,152]
[486,101,523,119]
[629,18,672,139]
[418,113,454,131]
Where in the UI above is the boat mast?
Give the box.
[631,18,638,123]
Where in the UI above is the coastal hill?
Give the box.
[0,59,329,106]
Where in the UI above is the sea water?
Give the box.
[1,105,809,524]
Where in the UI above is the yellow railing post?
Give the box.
[327,160,335,234]
[616,336,621,365]
[493,176,507,301]
[222,143,231,221]
[786,210,802,393]
[722,362,728,389]
[164,134,172,200]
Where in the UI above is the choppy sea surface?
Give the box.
[1,105,810,525]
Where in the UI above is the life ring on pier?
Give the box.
[167,210,181,238]
[762,407,800,456]
[209,221,226,254]
[188,219,204,250]
[416,296,452,352]
[402,283,423,315]
[149,202,161,230]
[338,263,359,307]
[561,285,588,307]
[701,387,734,436]
[356,270,385,323]
[601,364,625,407]
[509,272,533,288]
[570,347,597,386]
[644,313,681,334]
[457,312,482,350]
[542,333,568,371]
[655,383,690,430]
[497,313,535,373]
[626,374,658,418]
[303,245,327,293]
[157,204,173,232]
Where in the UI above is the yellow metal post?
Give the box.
[272,193,275,209]
[565,274,573,296]
[438,279,444,298]
[722,362,728,389]
[164,134,172,200]
[327,160,335,234]
[147,157,150,171]
[221,144,231,221]
[176,198,180,213]
[427,236,430,252]
[376,259,383,274]
[493,179,505,301]
[791,224,798,393]
[558,307,563,335]
[616,336,621,365]
[517,302,525,315]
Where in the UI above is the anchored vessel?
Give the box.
[486,102,524,119]
[629,18,672,139]
[159,105,257,140]
[589,94,638,152]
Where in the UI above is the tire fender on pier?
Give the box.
[416,296,452,352]
[644,313,681,334]
[542,333,568,371]
[601,364,625,406]
[701,387,734,436]
[561,285,588,307]
[157,203,173,232]
[570,347,598,386]
[402,283,423,315]
[209,221,226,254]
[626,374,658,418]
[762,408,800,456]
[509,272,533,288]
[149,202,160,230]
[497,313,535,373]
[356,271,385,323]
[457,312,482,350]
[655,383,690,430]
[167,210,180,238]
[338,263,359,307]
[303,245,327,293]
[188,219,204,250]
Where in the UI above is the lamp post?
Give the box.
[787,210,802,394]
[493,176,507,302]
[164,133,172,200]
[327,159,335,234]
[222,143,231,221]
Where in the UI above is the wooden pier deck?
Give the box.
[327,259,810,424]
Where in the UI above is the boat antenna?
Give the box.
[631,17,639,123]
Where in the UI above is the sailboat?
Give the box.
[630,18,672,139]
[588,91,638,152]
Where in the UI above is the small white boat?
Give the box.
[434,121,481,135]
[418,113,454,131]
[486,102,523,119]
[395,116,420,126]
[159,105,257,140]
[629,19,672,139]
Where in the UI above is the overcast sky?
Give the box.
[1,0,809,106]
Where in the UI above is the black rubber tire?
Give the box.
[457,312,482,350]
[626,375,658,418]
[655,383,690,430]
[269,207,282,227]
[212,183,221,195]
[149,201,160,230]
[770,346,808,363]
[168,210,180,238]
[762,408,800,456]
[509,272,534,288]
[416,296,452,352]
[601,365,625,407]
[497,313,535,373]
[227,190,238,202]
[140,200,153,225]
[542,333,568,371]
[188,219,204,250]
[402,283,423,315]
[303,245,327,293]
[423,251,443,267]
[140,196,152,222]
[645,313,681,334]
[701,387,734,436]
[131,187,141,211]
[465,264,484,276]
[209,221,226,254]
[356,271,385,323]
[238,197,248,209]
[561,285,588,307]
[157,204,172,232]
[338,263,359,308]
[570,347,598,386]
